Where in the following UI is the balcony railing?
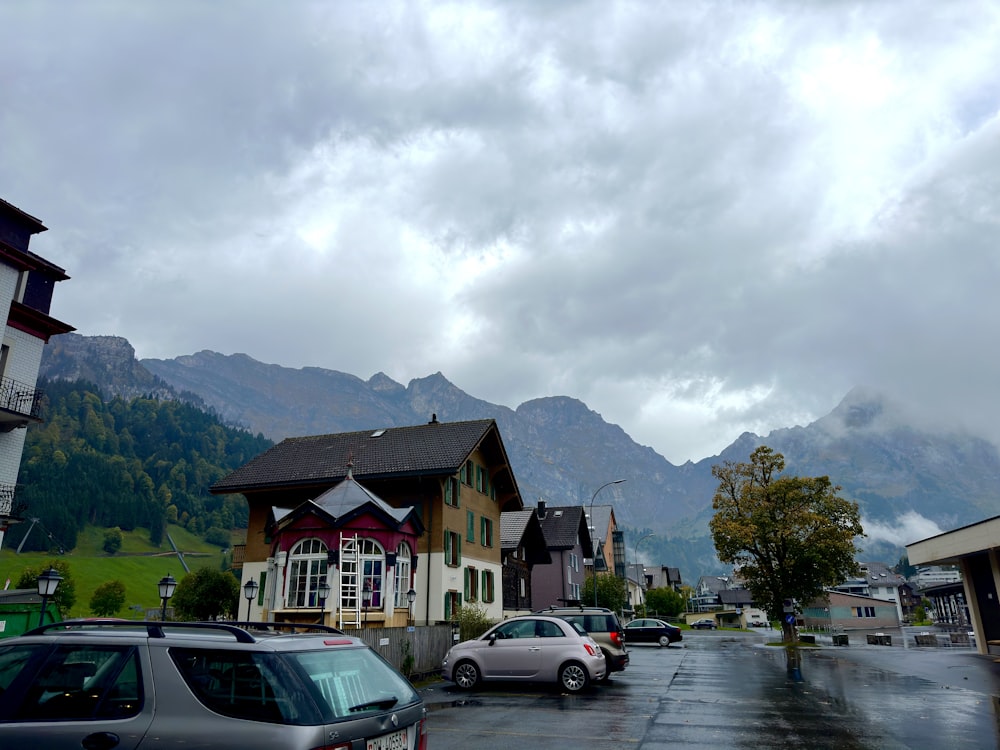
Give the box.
[231,544,246,568]
[0,376,42,430]
[0,483,24,519]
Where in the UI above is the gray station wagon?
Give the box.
[0,620,426,750]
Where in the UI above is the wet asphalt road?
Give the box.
[422,629,1000,749]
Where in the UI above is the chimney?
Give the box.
[429,413,439,424]
[537,499,546,519]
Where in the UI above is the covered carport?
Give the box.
[906,515,1000,656]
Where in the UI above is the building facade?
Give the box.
[0,198,73,548]
[213,417,522,625]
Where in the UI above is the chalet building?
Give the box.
[500,509,550,615]
[0,198,73,548]
[212,417,523,625]
[531,501,594,608]
[264,469,424,628]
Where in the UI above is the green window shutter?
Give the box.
[444,530,452,564]
[445,477,453,506]
[464,568,470,599]
[480,516,485,546]
[445,593,452,620]
[467,511,475,542]
[457,535,462,566]
[258,571,267,605]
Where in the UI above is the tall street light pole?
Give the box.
[589,479,626,607]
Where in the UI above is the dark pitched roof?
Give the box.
[537,505,593,557]
[718,589,754,606]
[501,510,552,565]
[212,418,503,494]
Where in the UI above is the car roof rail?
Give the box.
[23,619,259,643]
[212,621,347,636]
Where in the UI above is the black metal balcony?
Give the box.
[0,483,26,520]
[0,376,42,431]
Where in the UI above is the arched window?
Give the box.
[287,538,328,608]
[342,537,384,609]
[394,542,412,607]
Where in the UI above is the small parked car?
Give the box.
[690,618,718,630]
[623,618,683,646]
[441,614,606,693]
[0,620,426,750]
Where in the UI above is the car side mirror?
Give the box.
[489,633,498,645]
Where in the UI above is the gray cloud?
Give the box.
[3,1,999,464]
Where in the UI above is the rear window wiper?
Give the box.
[349,696,399,712]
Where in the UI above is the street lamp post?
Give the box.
[589,479,626,607]
[36,568,63,627]
[361,580,372,626]
[406,587,417,627]
[317,579,331,624]
[242,578,259,622]
[158,574,177,622]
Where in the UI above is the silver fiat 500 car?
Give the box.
[441,614,605,693]
[0,620,426,750]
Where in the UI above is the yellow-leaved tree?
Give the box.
[709,446,864,642]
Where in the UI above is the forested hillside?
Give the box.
[5,378,273,553]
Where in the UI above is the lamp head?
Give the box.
[158,574,177,600]
[243,577,259,601]
[37,568,63,597]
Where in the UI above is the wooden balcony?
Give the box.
[231,543,246,568]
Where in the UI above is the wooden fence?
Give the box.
[345,624,456,680]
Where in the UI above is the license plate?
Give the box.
[367,728,407,750]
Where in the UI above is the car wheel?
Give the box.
[453,660,481,690]
[658,635,670,647]
[558,662,590,693]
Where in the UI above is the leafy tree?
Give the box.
[644,587,685,618]
[709,446,864,642]
[103,527,124,555]
[170,568,239,621]
[90,580,127,617]
[582,573,627,614]
[16,559,77,615]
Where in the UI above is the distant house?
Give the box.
[830,561,918,623]
[586,504,622,576]
[644,565,683,592]
[0,198,73,548]
[531,501,594,608]
[801,590,901,631]
[691,575,732,611]
[500,509,551,614]
[212,417,523,625]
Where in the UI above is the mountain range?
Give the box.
[39,333,1000,579]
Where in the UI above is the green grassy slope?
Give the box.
[0,524,237,619]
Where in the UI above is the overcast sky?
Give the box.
[3,1,999,464]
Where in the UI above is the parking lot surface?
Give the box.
[423,629,1000,749]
